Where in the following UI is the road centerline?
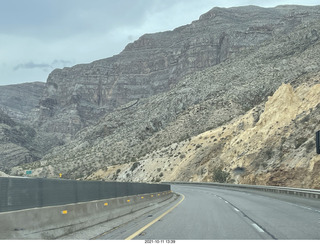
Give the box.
[125,193,185,240]
[252,223,265,233]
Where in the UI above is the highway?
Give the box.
[93,184,320,240]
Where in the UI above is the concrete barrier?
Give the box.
[0,177,170,212]
[0,190,173,239]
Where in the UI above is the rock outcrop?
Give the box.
[0,82,66,172]
[0,82,45,124]
[0,108,64,173]
[36,5,320,138]
[94,81,320,189]
[0,109,38,172]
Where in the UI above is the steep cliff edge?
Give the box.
[0,82,68,171]
[6,5,320,188]
[87,81,320,189]
[0,109,38,172]
[12,13,320,189]
[0,82,45,124]
[36,5,320,138]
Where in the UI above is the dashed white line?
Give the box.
[252,223,264,233]
[233,207,240,212]
[224,201,229,204]
[286,202,320,213]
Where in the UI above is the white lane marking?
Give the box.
[252,223,264,233]
[234,207,240,212]
[224,201,229,204]
[286,202,320,214]
[125,193,185,240]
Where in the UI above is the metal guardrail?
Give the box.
[0,177,170,212]
[167,181,320,199]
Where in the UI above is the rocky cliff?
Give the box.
[0,108,64,173]
[0,109,38,172]
[7,5,320,188]
[0,82,45,124]
[89,81,320,189]
[0,82,65,172]
[36,5,320,138]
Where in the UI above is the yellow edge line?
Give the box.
[125,192,185,240]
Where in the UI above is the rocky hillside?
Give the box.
[36,5,320,139]
[6,5,320,189]
[0,109,64,173]
[0,82,66,172]
[11,5,320,189]
[0,82,45,124]
[0,109,38,172]
[93,81,319,189]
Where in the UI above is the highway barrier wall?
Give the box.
[0,177,172,239]
[169,181,320,199]
[0,177,170,212]
[0,190,173,239]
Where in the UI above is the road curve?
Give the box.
[97,184,320,240]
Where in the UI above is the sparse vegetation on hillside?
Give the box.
[6,6,320,189]
[212,166,230,183]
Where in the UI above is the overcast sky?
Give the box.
[1,0,319,86]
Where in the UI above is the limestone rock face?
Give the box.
[0,82,45,124]
[36,5,320,137]
[0,83,46,172]
[0,109,37,172]
[5,5,320,188]
[0,85,64,172]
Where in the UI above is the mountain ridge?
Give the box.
[35,5,320,138]
[2,5,320,188]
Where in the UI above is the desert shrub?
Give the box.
[213,166,230,183]
[305,140,315,153]
[130,162,140,171]
[295,137,308,149]
[179,154,186,159]
[195,144,202,149]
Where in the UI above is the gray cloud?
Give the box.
[13,60,72,71]
[0,0,154,40]
[2,0,320,85]
[13,62,51,71]
[52,59,73,67]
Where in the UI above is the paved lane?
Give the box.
[132,184,320,240]
[96,184,320,240]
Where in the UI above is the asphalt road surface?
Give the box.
[96,184,320,240]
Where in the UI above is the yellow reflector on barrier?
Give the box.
[62,210,67,215]
[151,195,154,197]
[127,199,131,203]
[104,203,108,206]
[141,196,144,199]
